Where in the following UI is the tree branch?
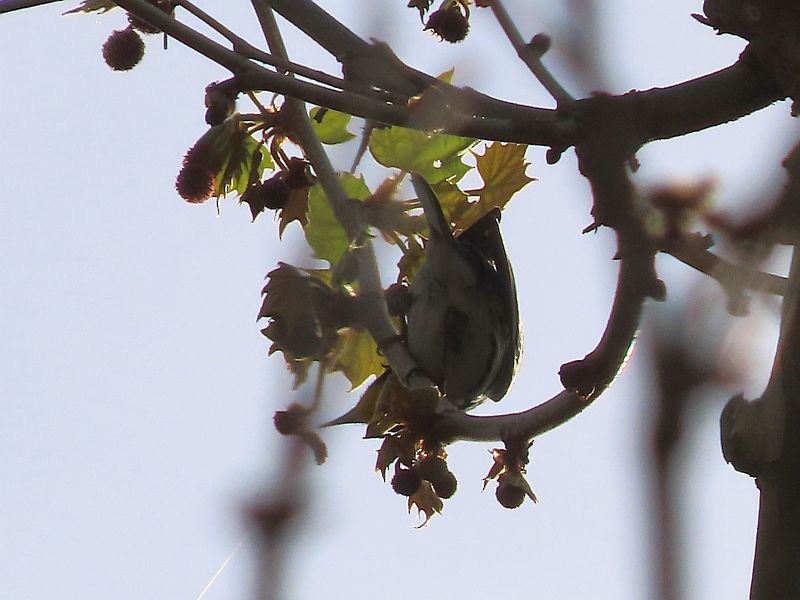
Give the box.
[748,246,800,600]
[719,141,800,599]
[0,0,61,15]
[663,235,788,296]
[488,0,574,104]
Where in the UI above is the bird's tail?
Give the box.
[411,173,452,240]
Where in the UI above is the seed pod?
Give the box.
[424,5,469,43]
[391,467,423,497]
[102,28,145,71]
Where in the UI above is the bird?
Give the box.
[404,172,521,410]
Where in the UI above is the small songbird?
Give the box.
[405,173,521,410]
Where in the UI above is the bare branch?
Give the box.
[663,236,788,296]
[488,0,574,104]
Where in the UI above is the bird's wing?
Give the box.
[458,209,521,402]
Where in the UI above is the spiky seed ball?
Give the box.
[391,468,422,497]
[175,162,215,204]
[428,468,457,499]
[273,407,304,436]
[175,137,223,204]
[102,28,145,71]
[496,481,526,509]
[424,5,469,43]
[417,455,449,482]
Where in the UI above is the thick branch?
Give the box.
[720,142,800,599]
[267,0,784,149]
[749,248,800,600]
[0,0,60,14]
[110,1,785,153]
[629,52,784,144]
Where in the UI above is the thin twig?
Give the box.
[175,0,387,100]
[664,238,787,296]
[174,0,242,46]
[489,0,574,104]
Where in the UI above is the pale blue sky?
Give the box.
[1,2,793,599]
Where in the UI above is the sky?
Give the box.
[2,2,797,599]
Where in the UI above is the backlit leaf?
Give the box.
[456,142,535,231]
[368,127,476,184]
[408,481,444,526]
[305,173,370,268]
[63,0,117,14]
[213,126,274,198]
[331,327,386,390]
[278,187,310,237]
[325,370,388,427]
[310,107,356,144]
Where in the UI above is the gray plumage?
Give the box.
[406,173,521,410]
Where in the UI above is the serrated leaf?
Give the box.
[365,371,419,438]
[325,370,388,427]
[429,179,469,225]
[456,142,535,231]
[375,434,402,479]
[305,173,370,268]
[331,328,385,390]
[408,481,444,526]
[213,127,273,198]
[368,127,476,184]
[310,107,356,144]
[278,186,309,237]
[259,263,339,376]
[63,0,117,14]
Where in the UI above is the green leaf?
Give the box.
[310,107,356,145]
[436,68,456,84]
[429,180,469,226]
[63,0,117,14]
[368,127,476,183]
[456,142,535,231]
[213,127,274,198]
[324,370,388,427]
[331,328,386,390]
[305,173,370,268]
